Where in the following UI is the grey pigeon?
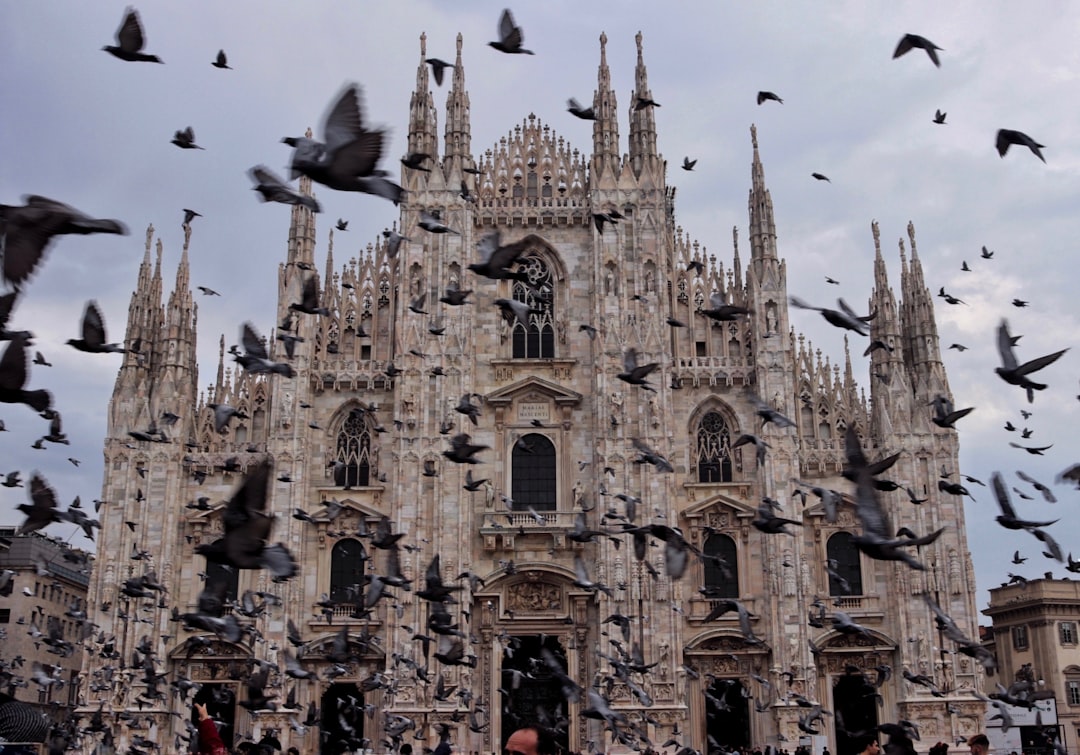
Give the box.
[171,126,204,150]
[102,8,163,63]
[282,83,404,203]
[790,296,874,335]
[489,9,534,55]
[426,58,453,86]
[893,33,943,67]
[67,301,124,354]
[567,98,596,120]
[234,323,294,377]
[248,165,321,212]
[212,49,231,69]
[995,319,1067,402]
[933,109,946,124]
[0,195,127,290]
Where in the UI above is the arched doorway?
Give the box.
[321,683,363,755]
[705,678,750,750]
[500,635,569,753]
[191,683,237,750]
[832,673,879,755]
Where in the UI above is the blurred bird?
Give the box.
[171,126,204,150]
[757,91,783,105]
[211,49,231,69]
[567,98,596,120]
[67,301,124,354]
[996,129,1046,163]
[893,33,943,67]
[248,166,321,212]
[102,8,163,63]
[489,9,534,54]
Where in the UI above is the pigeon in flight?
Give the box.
[933,109,947,124]
[634,96,660,110]
[789,296,874,335]
[893,33,943,67]
[811,173,831,182]
[426,57,453,86]
[757,91,783,105]
[102,8,163,63]
[996,129,1046,163]
[335,219,348,231]
[0,195,128,290]
[0,336,52,413]
[567,98,596,120]
[682,157,697,171]
[995,319,1067,402]
[197,286,220,296]
[618,348,659,391]
[489,9,534,55]
[282,83,404,203]
[212,49,231,69]
[419,210,459,235]
[289,276,330,316]
[182,208,201,226]
[248,166,321,212]
[234,323,294,377]
[171,126,204,150]
[68,301,124,354]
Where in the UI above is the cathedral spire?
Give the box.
[748,124,778,262]
[900,221,949,400]
[867,221,910,437]
[408,33,439,162]
[286,162,317,268]
[443,33,472,171]
[591,32,620,177]
[628,31,659,175]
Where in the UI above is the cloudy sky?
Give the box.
[1,1,1077,612]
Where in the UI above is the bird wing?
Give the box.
[0,292,15,329]
[223,460,274,565]
[82,301,107,346]
[250,165,287,189]
[498,8,522,45]
[997,320,1019,370]
[330,131,385,178]
[0,335,30,391]
[321,83,368,154]
[991,472,1017,520]
[301,275,320,309]
[242,322,268,360]
[1015,348,1068,377]
[117,9,146,52]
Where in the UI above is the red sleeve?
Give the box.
[198,717,227,755]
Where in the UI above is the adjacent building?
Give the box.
[0,527,93,723]
[982,576,1080,755]
[79,30,985,755]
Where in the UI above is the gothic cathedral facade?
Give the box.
[82,32,986,755]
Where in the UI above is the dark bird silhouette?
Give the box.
[981,246,994,259]
[426,57,453,86]
[996,129,1046,163]
[67,301,124,354]
[234,323,294,377]
[567,98,596,120]
[634,96,660,110]
[682,157,697,171]
[211,49,231,69]
[402,152,432,172]
[102,8,163,63]
[489,9,534,54]
[194,460,298,581]
[930,395,973,429]
[811,173,831,182]
[0,195,128,290]
[171,126,204,150]
[16,473,61,535]
[618,348,659,391]
[335,218,348,231]
[893,34,943,67]
[182,208,201,226]
[995,319,1067,402]
[757,91,783,105]
[991,472,1057,531]
[290,276,331,316]
[933,109,947,124]
[1009,441,1052,455]
[282,83,404,203]
[789,297,874,335]
[0,339,52,413]
[468,230,530,281]
[248,165,321,212]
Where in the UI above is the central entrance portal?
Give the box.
[500,635,570,752]
[833,673,879,755]
[705,678,750,750]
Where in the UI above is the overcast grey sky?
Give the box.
[1,1,1077,613]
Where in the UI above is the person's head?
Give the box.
[858,738,881,755]
[968,734,989,755]
[401,746,413,755]
[506,726,559,755]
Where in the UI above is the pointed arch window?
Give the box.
[511,433,556,512]
[702,533,739,599]
[511,256,554,359]
[695,411,733,482]
[330,539,367,604]
[827,532,863,596]
[335,412,372,487]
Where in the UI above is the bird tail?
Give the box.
[273,363,296,378]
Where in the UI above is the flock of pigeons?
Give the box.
[0,6,1076,755]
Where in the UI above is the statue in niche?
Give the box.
[605,269,615,296]
[644,269,654,294]
[657,640,670,680]
[782,552,796,596]
[766,303,777,335]
[484,480,496,508]
[948,549,961,594]
[572,480,584,508]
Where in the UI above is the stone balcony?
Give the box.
[479,509,580,551]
